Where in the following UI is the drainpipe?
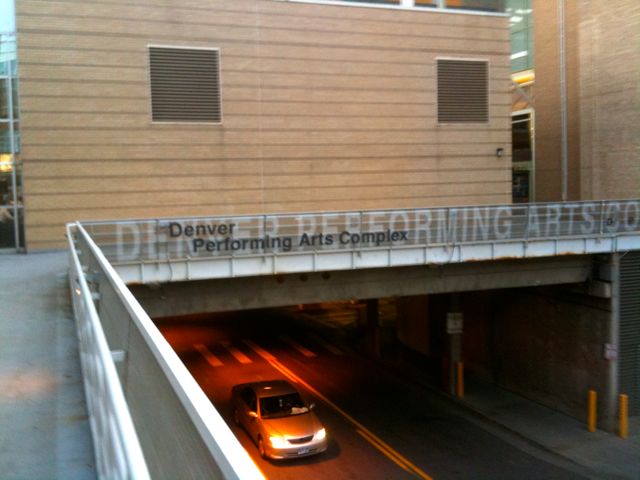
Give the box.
[558,0,568,201]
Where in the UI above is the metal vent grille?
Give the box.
[437,59,488,123]
[619,251,640,416]
[149,47,221,123]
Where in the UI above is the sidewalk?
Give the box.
[0,252,96,480]
[459,376,640,480]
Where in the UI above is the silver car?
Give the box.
[231,380,328,459]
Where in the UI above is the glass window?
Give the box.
[414,0,437,7]
[0,156,21,203]
[0,167,12,202]
[11,77,17,118]
[0,77,7,119]
[445,0,505,12]
[342,0,400,4]
[507,0,533,71]
[0,202,22,249]
[0,122,19,153]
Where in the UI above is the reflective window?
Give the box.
[0,202,22,249]
[0,78,7,118]
[445,0,505,12]
[414,0,437,7]
[0,168,11,202]
[0,121,19,153]
[507,0,533,71]
[342,0,400,3]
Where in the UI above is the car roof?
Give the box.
[235,380,298,398]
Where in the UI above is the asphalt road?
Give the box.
[158,314,588,480]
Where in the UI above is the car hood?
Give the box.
[262,413,322,438]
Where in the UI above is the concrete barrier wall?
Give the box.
[75,226,264,480]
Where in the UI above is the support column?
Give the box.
[448,293,463,396]
[604,253,621,431]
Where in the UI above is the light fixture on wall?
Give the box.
[496,148,504,158]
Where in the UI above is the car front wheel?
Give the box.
[258,437,267,459]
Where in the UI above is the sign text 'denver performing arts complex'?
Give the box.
[115,201,640,260]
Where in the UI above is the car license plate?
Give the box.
[297,447,310,455]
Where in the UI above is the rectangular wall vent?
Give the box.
[437,59,488,123]
[149,46,221,123]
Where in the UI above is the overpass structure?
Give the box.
[67,199,640,479]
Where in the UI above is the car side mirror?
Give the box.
[249,411,258,419]
[309,402,316,410]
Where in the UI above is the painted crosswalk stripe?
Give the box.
[280,335,317,358]
[194,343,224,367]
[221,341,252,364]
[307,332,343,355]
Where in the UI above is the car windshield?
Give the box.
[260,393,309,419]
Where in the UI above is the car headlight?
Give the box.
[315,428,326,441]
[269,435,287,448]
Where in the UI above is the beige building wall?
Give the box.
[534,0,640,202]
[532,0,581,202]
[16,0,511,250]
[578,1,640,200]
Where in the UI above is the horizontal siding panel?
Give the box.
[25,169,508,195]
[26,181,510,210]
[24,157,509,178]
[17,21,508,58]
[17,33,258,58]
[21,128,511,147]
[18,79,151,98]
[18,35,509,69]
[26,176,262,194]
[22,143,511,161]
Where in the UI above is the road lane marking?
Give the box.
[242,340,276,361]
[307,332,344,355]
[356,428,412,476]
[221,341,252,364]
[194,343,224,367]
[244,340,433,480]
[280,335,317,357]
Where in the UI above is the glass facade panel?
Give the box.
[0,77,7,118]
[11,77,17,118]
[445,0,505,12]
[511,112,533,203]
[414,0,437,7]
[0,203,22,249]
[0,168,12,203]
[0,207,15,248]
[507,0,533,71]
[0,121,19,153]
[0,22,22,250]
[342,0,400,4]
